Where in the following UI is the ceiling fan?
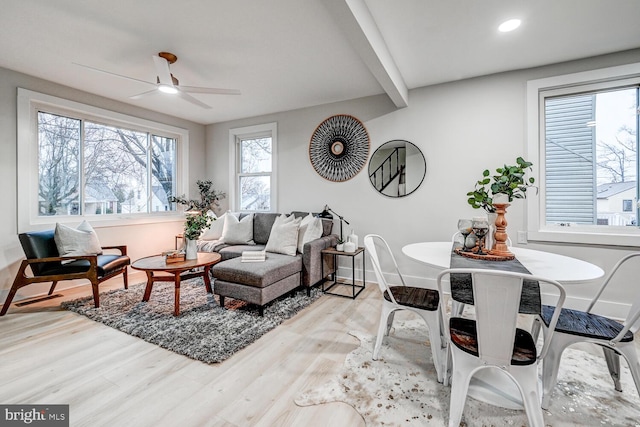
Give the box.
[75,52,240,109]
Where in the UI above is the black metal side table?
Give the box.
[321,246,365,299]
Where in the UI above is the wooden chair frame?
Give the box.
[1,245,129,316]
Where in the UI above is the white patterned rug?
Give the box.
[295,319,640,426]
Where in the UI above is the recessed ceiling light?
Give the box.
[498,19,521,32]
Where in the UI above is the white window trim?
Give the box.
[17,88,189,232]
[526,62,640,247]
[228,122,278,212]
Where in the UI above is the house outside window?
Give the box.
[527,63,640,246]
[18,89,189,231]
[37,112,178,217]
[229,123,277,212]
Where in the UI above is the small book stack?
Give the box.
[163,250,186,263]
[241,250,266,263]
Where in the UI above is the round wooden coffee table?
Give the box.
[131,252,222,316]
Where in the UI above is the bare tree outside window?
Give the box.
[597,124,637,184]
[37,112,177,216]
[38,112,80,215]
[85,122,147,214]
[239,137,272,211]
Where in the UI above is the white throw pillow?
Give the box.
[54,220,103,263]
[266,214,302,256]
[297,213,323,253]
[220,213,255,245]
[200,211,225,240]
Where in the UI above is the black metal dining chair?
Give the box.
[532,252,640,409]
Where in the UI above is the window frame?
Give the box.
[526,62,640,247]
[17,88,190,232]
[228,122,278,212]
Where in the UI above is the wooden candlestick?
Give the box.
[490,203,514,257]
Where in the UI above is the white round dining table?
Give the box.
[401,241,604,410]
[402,241,604,283]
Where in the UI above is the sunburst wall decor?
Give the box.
[309,114,370,182]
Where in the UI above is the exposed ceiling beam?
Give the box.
[324,0,409,108]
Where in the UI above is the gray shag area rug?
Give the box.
[61,278,322,363]
[295,318,640,427]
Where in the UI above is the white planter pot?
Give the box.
[185,239,198,260]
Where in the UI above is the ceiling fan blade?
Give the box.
[152,55,174,87]
[129,89,159,100]
[73,62,155,86]
[177,90,212,109]
[180,85,241,95]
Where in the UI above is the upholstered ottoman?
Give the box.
[212,253,303,315]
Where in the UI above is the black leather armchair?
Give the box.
[1,230,130,316]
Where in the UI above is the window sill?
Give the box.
[24,213,184,232]
[527,229,640,247]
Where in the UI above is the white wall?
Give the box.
[206,49,640,319]
[0,67,206,301]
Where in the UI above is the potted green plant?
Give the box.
[466,157,536,254]
[183,213,212,240]
[169,180,226,259]
[168,179,226,212]
[467,157,536,212]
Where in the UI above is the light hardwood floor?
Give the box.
[0,275,382,427]
[4,276,639,427]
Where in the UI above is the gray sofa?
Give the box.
[197,211,337,315]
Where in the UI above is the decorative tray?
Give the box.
[454,247,515,261]
[163,250,186,263]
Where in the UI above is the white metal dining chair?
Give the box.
[364,234,445,383]
[533,252,640,410]
[437,268,566,427]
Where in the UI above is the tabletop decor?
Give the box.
[455,218,515,261]
[183,213,211,259]
[309,114,370,182]
[466,157,536,256]
[169,179,226,259]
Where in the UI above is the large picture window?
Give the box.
[18,89,189,231]
[38,112,177,216]
[527,63,640,246]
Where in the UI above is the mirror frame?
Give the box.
[368,139,426,198]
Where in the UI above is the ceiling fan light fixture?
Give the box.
[158,84,178,94]
[498,18,521,32]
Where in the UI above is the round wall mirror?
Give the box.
[368,140,426,197]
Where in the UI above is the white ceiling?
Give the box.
[1,0,639,125]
